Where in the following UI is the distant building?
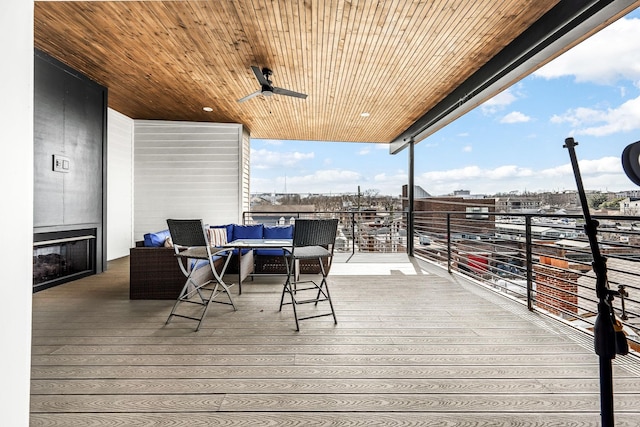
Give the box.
[402,185,431,199]
[620,197,640,215]
[495,196,541,213]
[541,191,579,210]
[401,185,496,238]
[616,190,640,199]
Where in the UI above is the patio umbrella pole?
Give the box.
[564,138,629,427]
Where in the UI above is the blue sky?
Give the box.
[251,10,640,197]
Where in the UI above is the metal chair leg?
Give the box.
[280,256,336,331]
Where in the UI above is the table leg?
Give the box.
[237,249,242,295]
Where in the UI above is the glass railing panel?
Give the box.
[243,210,409,254]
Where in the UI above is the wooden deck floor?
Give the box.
[31,255,640,426]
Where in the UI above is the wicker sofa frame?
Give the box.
[129,223,324,299]
[129,241,255,299]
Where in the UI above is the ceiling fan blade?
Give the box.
[237,90,261,103]
[272,86,308,99]
[251,65,270,86]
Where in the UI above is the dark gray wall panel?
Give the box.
[33,56,65,226]
[34,49,107,274]
[61,75,104,224]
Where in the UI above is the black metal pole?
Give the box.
[564,137,615,427]
[594,301,615,427]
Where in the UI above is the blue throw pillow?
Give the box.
[263,225,293,239]
[232,224,264,240]
[143,229,171,247]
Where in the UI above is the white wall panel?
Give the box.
[134,120,246,240]
[241,128,251,215]
[107,109,134,259]
[2,0,33,424]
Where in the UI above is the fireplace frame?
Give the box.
[33,228,97,292]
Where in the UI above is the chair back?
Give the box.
[166,219,208,247]
[293,219,339,248]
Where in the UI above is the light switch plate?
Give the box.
[52,154,70,173]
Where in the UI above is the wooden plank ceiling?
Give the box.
[35,1,565,143]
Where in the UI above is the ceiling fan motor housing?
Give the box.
[237,65,306,102]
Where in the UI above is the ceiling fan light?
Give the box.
[263,90,273,97]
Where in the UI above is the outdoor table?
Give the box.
[223,239,293,294]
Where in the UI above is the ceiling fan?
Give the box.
[237,66,307,103]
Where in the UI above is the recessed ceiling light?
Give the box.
[360,112,370,117]
[203,106,213,112]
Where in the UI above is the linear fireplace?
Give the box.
[33,228,96,292]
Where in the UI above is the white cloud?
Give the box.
[415,157,629,195]
[550,95,640,136]
[278,169,364,194]
[253,168,408,195]
[260,139,283,146]
[534,17,640,85]
[500,111,531,124]
[371,171,408,195]
[358,147,370,155]
[540,156,621,176]
[250,148,314,169]
[462,145,472,152]
[421,165,533,183]
[481,88,518,114]
[374,170,407,183]
[252,156,632,196]
[488,165,534,179]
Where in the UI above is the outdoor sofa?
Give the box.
[129,223,322,299]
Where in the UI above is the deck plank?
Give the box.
[30,256,640,425]
[30,412,640,427]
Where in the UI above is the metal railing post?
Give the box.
[525,215,533,311]
[447,213,452,273]
[352,212,356,255]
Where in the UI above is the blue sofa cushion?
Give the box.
[256,225,294,256]
[143,229,171,247]
[190,255,224,271]
[232,224,264,240]
[255,248,288,257]
[263,225,293,239]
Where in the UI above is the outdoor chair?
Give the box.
[165,219,236,331]
[279,218,339,330]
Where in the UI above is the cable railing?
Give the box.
[414,211,640,351]
[243,208,639,351]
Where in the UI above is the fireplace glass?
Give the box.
[33,229,96,291]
